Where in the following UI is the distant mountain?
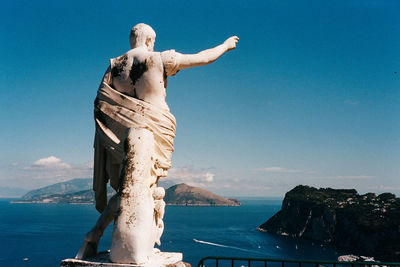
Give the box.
[15,179,240,207]
[158,180,176,190]
[18,187,115,204]
[22,178,92,200]
[165,183,240,206]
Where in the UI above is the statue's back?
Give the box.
[110,48,168,110]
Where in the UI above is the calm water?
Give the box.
[0,198,341,266]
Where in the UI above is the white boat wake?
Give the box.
[193,239,266,255]
[193,239,231,248]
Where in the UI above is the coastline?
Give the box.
[10,201,93,205]
[166,203,240,206]
[10,200,240,206]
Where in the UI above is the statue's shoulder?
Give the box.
[110,48,152,67]
[111,48,150,60]
[160,49,176,61]
[160,49,179,76]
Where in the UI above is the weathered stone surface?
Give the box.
[62,251,188,267]
[75,23,239,265]
[109,129,158,264]
[258,185,400,261]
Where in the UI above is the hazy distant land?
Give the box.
[12,178,240,206]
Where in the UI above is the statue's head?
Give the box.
[129,23,156,51]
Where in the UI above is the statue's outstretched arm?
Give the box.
[176,36,239,70]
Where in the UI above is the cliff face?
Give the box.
[258,185,400,261]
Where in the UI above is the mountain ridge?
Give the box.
[165,183,240,206]
[22,178,92,200]
[15,179,240,206]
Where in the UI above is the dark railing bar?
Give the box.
[231,258,234,267]
[197,256,400,267]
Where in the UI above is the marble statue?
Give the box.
[75,23,238,265]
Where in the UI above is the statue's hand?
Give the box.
[224,36,239,51]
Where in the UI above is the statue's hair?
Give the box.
[129,23,156,49]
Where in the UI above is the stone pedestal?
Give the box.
[61,251,190,267]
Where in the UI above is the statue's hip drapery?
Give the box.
[93,82,176,212]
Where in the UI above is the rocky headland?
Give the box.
[165,183,240,206]
[258,185,400,261]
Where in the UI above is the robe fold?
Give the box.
[93,82,176,212]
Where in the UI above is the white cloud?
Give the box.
[166,166,216,186]
[32,156,71,169]
[256,166,303,173]
[204,172,214,182]
[19,156,92,182]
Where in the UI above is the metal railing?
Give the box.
[197,256,400,267]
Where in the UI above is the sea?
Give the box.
[0,198,343,266]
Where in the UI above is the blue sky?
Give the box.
[1,0,399,196]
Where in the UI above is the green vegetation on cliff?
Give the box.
[258,185,400,261]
